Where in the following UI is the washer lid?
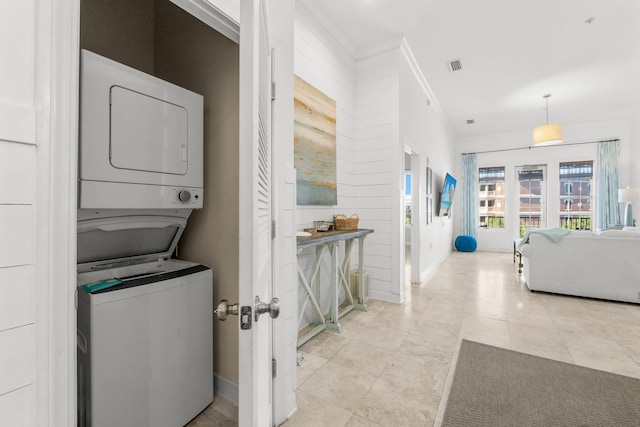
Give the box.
[77,215,187,272]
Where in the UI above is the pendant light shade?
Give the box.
[533,94,563,145]
[533,123,563,145]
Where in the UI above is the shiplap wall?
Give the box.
[354,49,402,302]
[294,4,358,224]
[0,1,38,424]
[294,4,361,322]
[293,7,460,314]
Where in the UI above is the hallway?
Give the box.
[284,251,640,426]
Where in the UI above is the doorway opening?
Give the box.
[403,150,421,289]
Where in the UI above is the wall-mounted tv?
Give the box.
[439,173,457,217]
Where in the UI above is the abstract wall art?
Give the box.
[294,75,337,205]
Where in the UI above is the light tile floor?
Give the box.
[284,250,640,426]
[192,250,640,426]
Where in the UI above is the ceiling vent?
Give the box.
[447,59,463,72]
[466,119,475,124]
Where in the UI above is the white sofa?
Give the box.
[519,230,640,304]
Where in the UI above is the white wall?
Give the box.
[354,48,400,301]
[397,43,457,283]
[0,2,39,424]
[294,4,361,322]
[293,10,459,307]
[268,0,297,422]
[294,4,358,225]
[455,119,633,252]
[345,40,457,301]
[1,1,77,425]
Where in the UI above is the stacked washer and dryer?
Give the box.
[76,50,213,427]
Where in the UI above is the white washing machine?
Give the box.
[76,210,213,427]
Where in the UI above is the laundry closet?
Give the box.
[77,0,240,423]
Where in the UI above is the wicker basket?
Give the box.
[334,214,359,231]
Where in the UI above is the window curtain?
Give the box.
[461,153,478,237]
[596,140,621,230]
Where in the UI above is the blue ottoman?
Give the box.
[455,235,477,252]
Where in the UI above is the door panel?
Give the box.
[238,0,273,425]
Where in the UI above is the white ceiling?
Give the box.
[298,0,640,139]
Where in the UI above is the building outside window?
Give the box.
[517,167,545,237]
[559,161,593,230]
[405,172,411,225]
[479,166,505,228]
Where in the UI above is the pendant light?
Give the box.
[533,93,563,145]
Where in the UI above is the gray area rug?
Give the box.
[442,340,640,427]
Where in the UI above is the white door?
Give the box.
[238,0,275,425]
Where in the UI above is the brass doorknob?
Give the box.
[214,299,239,321]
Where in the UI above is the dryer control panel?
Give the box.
[79,180,203,209]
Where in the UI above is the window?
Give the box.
[517,166,546,237]
[479,166,505,228]
[405,172,411,225]
[559,161,593,231]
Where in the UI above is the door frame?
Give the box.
[50,0,294,425]
[402,145,422,287]
[238,0,274,424]
[43,0,80,424]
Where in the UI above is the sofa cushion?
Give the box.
[598,230,640,238]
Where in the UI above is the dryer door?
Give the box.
[110,86,189,176]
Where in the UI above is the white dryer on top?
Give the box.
[79,50,204,210]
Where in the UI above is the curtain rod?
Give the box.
[461,138,619,156]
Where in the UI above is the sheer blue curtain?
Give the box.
[461,153,478,237]
[596,140,621,230]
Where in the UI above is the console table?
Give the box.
[296,229,373,347]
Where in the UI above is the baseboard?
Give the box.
[419,249,451,283]
[367,289,403,303]
[214,374,238,405]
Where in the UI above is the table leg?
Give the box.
[517,252,523,274]
[355,236,368,311]
[296,247,328,347]
[325,243,343,333]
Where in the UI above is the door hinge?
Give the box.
[272,358,277,378]
[271,220,276,239]
[271,81,276,101]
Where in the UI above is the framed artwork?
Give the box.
[426,166,433,224]
[293,75,337,205]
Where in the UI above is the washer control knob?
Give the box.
[178,190,191,203]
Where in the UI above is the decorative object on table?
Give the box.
[334,214,359,231]
[294,75,337,206]
[618,187,639,226]
[303,228,318,234]
[533,93,563,145]
[313,220,333,232]
[454,235,477,252]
